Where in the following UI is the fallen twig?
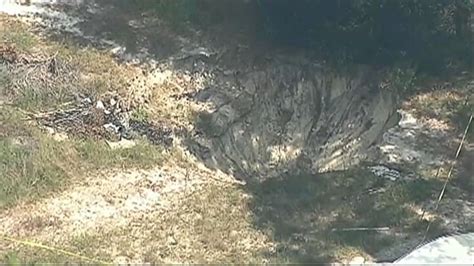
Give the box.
[331,227,390,232]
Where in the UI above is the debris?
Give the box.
[110,97,117,107]
[369,165,401,181]
[103,123,121,135]
[81,97,92,104]
[110,46,126,55]
[394,233,474,264]
[332,227,390,232]
[95,100,105,110]
[349,256,366,265]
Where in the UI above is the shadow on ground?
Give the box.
[245,169,447,262]
[37,0,265,65]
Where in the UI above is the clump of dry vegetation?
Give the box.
[0,15,164,209]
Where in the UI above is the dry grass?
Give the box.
[63,183,272,264]
[0,108,164,209]
[0,15,164,209]
[2,167,452,264]
[405,76,473,135]
[0,14,139,111]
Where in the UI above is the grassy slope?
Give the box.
[0,16,163,209]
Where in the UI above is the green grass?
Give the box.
[1,24,37,52]
[130,107,150,123]
[0,108,163,209]
[0,15,164,209]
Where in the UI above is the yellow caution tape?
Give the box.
[1,235,111,264]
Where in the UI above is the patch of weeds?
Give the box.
[331,229,393,258]
[407,217,445,238]
[0,135,72,209]
[142,183,266,263]
[76,138,163,170]
[67,232,112,263]
[53,183,267,264]
[57,44,133,95]
[12,82,74,111]
[0,64,10,91]
[385,65,417,95]
[404,179,440,203]
[167,145,195,169]
[1,18,133,110]
[0,108,29,137]
[0,17,38,52]
[2,252,20,265]
[2,232,112,264]
[452,99,473,139]
[131,107,149,123]
[0,107,163,208]
[1,245,89,265]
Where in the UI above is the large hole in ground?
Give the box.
[188,60,399,180]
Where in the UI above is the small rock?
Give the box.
[103,123,121,134]
[349,256,365,265]
[95,100,105,110]
[110,98,117,107]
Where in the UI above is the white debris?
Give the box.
[102,122,117,133]
[95,100,105,109]
[369,165,401,181]
[109,97,117,107]
[349,256,366,265]
[110,46,126,56]
[81,97,92,104]
[395,233,474,264]
[182,47,215,58]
